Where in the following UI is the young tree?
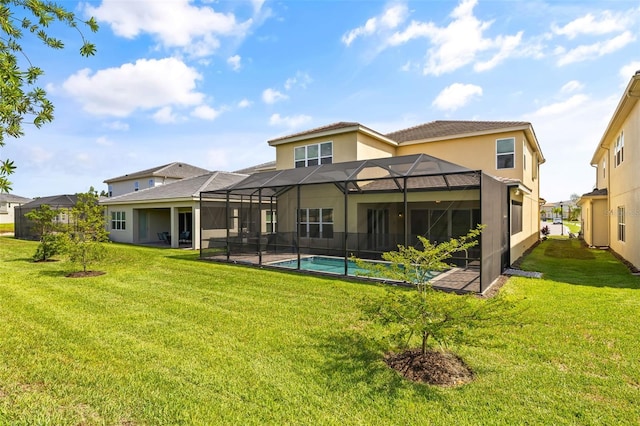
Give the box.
[0,1,98,192]
[62,189,109,274]
[24,203,62,261]
[357,225,517,356]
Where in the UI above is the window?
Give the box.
[148,179,154,188]
[496,138,515,169]
[298,208,333,238]
[294,142,332,168]
[615,132,624,167]
[111,211,126,230]
[134,181,139,192]
[618,206,625,242]
[523,152,527,171]
[511,201,523,235]
[266,210,277,233]
[602,158,606,178]
[108,185,113,197]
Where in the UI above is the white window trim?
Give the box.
[617,206,625,242]
[294,141,333,168]
[111,211,126,231]
[614,131,624,167]
[297,208,334,239]
[496,137,515,170]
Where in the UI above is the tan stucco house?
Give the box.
[1,193,31,229]
[579,70,640,268]
[201,120,545,294]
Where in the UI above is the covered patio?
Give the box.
[200,154,508,294]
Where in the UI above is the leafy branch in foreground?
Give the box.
[0,1,98,192]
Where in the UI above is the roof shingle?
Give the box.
[386,120,531,143]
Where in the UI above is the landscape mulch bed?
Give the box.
[385,349,474,386]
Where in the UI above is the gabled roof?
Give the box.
[19,194,77,209]
[267,122,397,146]
[104,162,210,184]
[590,70,640,165]
[0,193,31,203]
[100,172,248,204]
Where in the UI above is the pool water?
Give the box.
[268,255,440,280]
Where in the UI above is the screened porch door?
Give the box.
[367,209,389,250]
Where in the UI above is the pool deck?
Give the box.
[202,252,484,294]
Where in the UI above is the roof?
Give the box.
[203,153,480,197]
[0,193,32,203]
[386,120,532,142]
[590,70,640,164]
[104,162,210,184]
[267,121,396,146]
[581,188,608,197]
[19,194,78,209]
[100,172,248,204]
[233,160,276,175]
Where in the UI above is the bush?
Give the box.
[33,233,64,262]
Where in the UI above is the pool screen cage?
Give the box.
[200,154,508,294]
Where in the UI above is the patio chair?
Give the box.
[158,232,170,244]
[179,230,191,243]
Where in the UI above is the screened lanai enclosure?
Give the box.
[200,154,509,294]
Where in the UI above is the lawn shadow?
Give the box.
[519,238,640,289]
[310,327,447,401]
[38,270,72,278]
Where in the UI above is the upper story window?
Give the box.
[134,181,139,192]
[496,138,515,169]
[294,142,332,168]
[602,158,606,178]
[614,131,624,167]
[148,179,154,188]
[108,185,113,197]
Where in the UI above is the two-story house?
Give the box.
[201,120,545,294]
[579,70,640,268]
[103,162,210,197]
[1,193,32,230]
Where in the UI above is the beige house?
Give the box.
[1,193,31,228]
[579,70,640,267]
[201,120,545,293]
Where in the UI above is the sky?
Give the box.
[3,0,640,202]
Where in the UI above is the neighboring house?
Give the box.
[14,194,77,240]
[104,162,209,197]
[201,120,545,294]
[541,200,578,222]
[101,171,248,249]
[579,70,640,265]
[0,193,32,228]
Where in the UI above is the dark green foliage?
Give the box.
[0,0,98,192]
[32,232,63,261]
[24,203,61,261]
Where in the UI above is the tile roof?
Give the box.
[233,160,276,175]
[104,162,210,183]
[386,120,532,143]
[268,122,359,144]
[101,172,248,204]
[0,193,32,203]
[581,188,608,197]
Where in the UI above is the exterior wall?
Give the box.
[0,201,27,225]
[509,188,541,264]
[108,177,181,197]
[581,198,609,247]
[606,98,640,267]
[356,133,396,160]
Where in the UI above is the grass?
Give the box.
[564,221,581,234]
[1,237,639,424]
[0,223,13,233]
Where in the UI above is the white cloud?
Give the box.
[237,99,252,108]
[86,0,255,58]
[153,106,179,124]
[384,0,524,75]
[227,55,242,71]
[96,136,113,146]
[205,148,230,170]
[62,58,204,117]
[262,88,288,104]
[27,146,53,165]
[284,72,313,90]
[432,83,482,111]
[556,31,635,66]
[620,61,640,80]
[104,121,129,131]
[552,11,626,39]
[531,94,589,117]
[560,80,584,94]
[191,105,221,121]
[269,113,312,128]
[342,3,408,46]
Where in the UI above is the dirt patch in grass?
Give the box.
[385,349,474,386]
[66,271,106,278]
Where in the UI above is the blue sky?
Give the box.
[4,0,640,202]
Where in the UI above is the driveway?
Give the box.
[541,221,567,236]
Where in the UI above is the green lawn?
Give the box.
[0,223,13,233]
[1,237,639,425]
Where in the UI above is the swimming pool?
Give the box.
[268,255,440,281]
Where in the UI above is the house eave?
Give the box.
[268,125,398,147]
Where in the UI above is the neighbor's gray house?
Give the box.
[14,194,77,240]
[1,193,31,227]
